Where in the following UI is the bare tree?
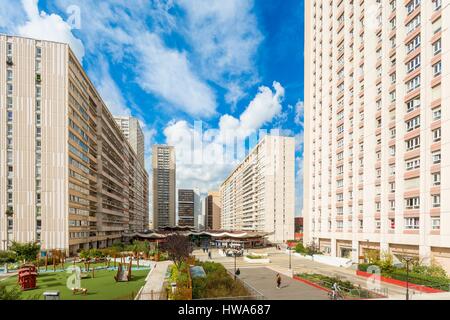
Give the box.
[161,235,193,269]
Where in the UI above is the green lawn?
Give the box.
[1,268,150,300]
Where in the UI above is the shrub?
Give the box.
[9,242,40,264]
[294,242,307,254]
[192,261,250,299]
[0,251,17,264]
[0,284,21,300]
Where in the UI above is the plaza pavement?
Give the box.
[237,267,329,300]
[194,248,412,298]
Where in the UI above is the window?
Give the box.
[433,39,442,55]
[405,217,419,230]
[432,128,441,142]
[406,136,420,151]
[389,200,396,211]
[432,172,441,186]
[406,75,421,92]
[389,164,396,176]
[406,97,420,113]
[406,0,421,15]
[431,218,440,230]
[433,0,442,10]
[432,194,441,208]
[389,218,395,230]
[432,61,442,77]
[389,146,396,156]
[433,107,441,121]
[406,55,421,73]
[406,35,421,54]
[405,197,420,209]
[389,182,396,193]
[406,116,420,131]
[7,42,12,55]
[406,158,420,171]
[406,14,421,34]
[432,151,441,164]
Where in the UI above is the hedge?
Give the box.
[358,264,450,291]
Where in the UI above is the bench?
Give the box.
[72,288,88,295]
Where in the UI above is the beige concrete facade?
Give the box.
[114,116,145,167]
[205,191,221,230]
[0,35,149,255]
[152,145,176,229]
[304,1,450,271]
[220,135,295,243]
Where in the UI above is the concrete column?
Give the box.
[420,245,431,266]
[352,240,359,263]
[331,238,337,257]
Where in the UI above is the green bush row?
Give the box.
[358,263,450,290]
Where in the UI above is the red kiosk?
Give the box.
[18,264,38,291]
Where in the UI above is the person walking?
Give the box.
[276,273,282,289]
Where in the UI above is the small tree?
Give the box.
[9,242,40,264]
[0,251,17,264]
[161,235,193,270]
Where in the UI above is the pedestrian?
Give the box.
[208,251,212,260]
[276,273,281,289]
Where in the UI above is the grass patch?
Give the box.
[1,268,149,300]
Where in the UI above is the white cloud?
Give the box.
[90,58,131,117]
[178,0,263,108]
[218,82,285,142]
[163,81,286,194]
[18,0,85,61]
[134,33,217,118]
[294,100,305,127]
[50,0,218,118]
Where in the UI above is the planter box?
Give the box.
[356,270,445,293]
[293,275,330,292]
[244,256,271,264]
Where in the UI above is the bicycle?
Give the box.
[328,289,345,300]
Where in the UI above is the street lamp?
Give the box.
[289,246,292,270]
[404,256,414,300]
[233,250,239,281]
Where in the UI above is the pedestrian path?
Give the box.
[237,267,329,300]
[137,261,172,300]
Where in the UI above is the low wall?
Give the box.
[244,256,271,264]
[356,270,445,293]
[290,251,352,267]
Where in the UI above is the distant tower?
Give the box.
[152,145,176,229]
[114,116,145,167]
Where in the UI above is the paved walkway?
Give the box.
[138,261,172,300]
[195,248,407,297]
[237,267,329,300]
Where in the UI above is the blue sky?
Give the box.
[0,0,305,215]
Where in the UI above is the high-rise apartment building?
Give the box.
[205,191,221,230]
[220,135,295,243]
[177,189,194,227]
[304,0,450,270]
[152,145,176,229]
[0,35,149,254]
[114,116,145,167]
